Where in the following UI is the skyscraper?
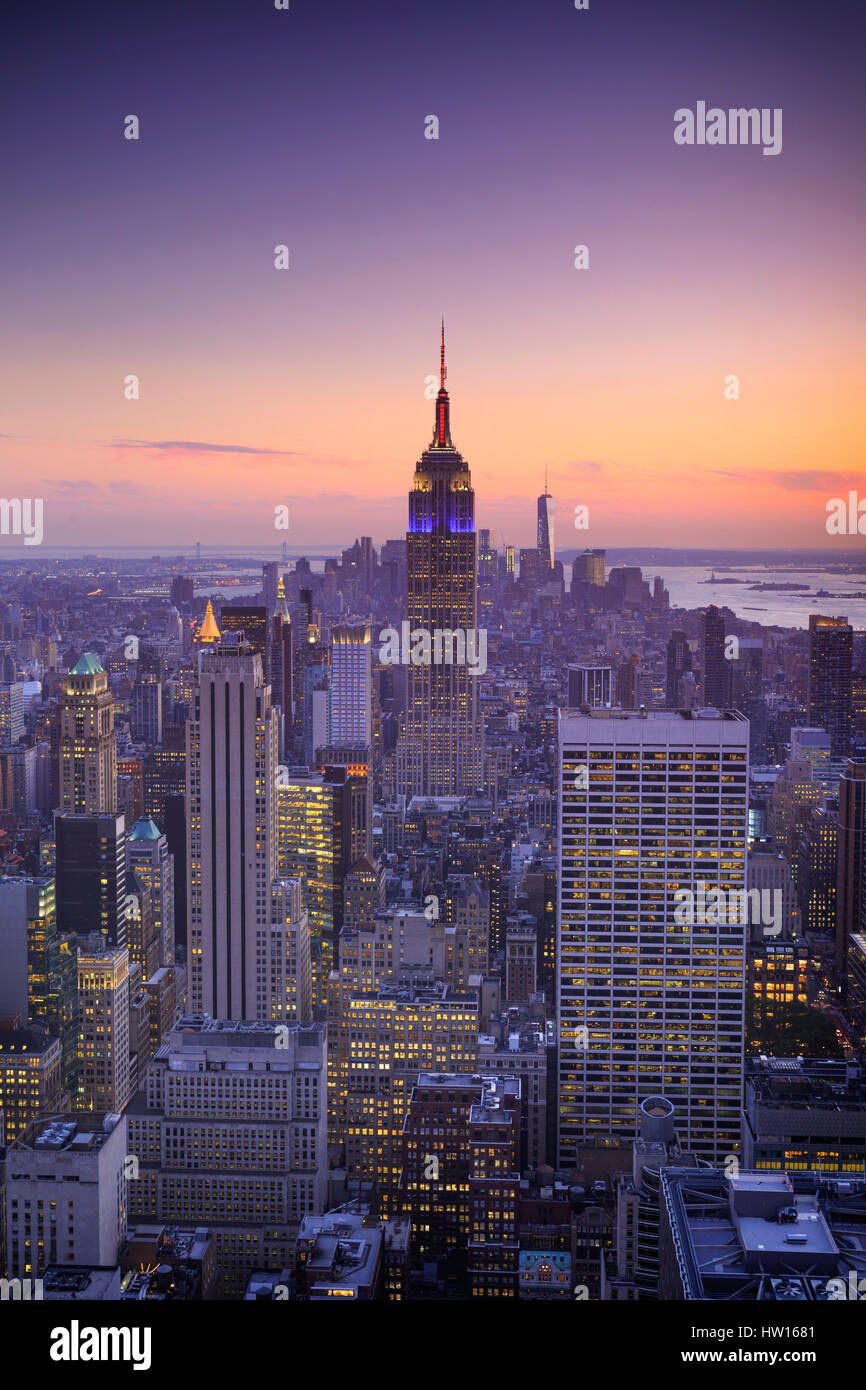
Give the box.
[219,606,270,671]
[808,614,853,755]
[0,680,24,744]
[131,673,163,746]
[187,642,280,1019]
[665,629,693,706]
[329,620,372,746]
[558,707,749,1165]
[398,325,484,796]
[59,653,117,814]
[276,767,353,999]
[262,561,280,613]
[271,578,293,753]
[836,755,866,981]
[55,811,127,947]
[537,474,555,573]
[128,815,176,969]
[76,944,131,1113]
[701,606,728,709]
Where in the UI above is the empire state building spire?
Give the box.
[433,317,452,448]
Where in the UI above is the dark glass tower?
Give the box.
[702,604,729,708]
[398,326,484,796]
[808,614,853,755]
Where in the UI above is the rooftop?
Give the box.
[70,652,104,675]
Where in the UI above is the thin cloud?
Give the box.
[711,468,862,492]
[109,439,303,457]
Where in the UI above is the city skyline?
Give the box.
[2,0,865,1329]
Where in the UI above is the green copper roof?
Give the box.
[70,653,104,675]
[130,817,161,841]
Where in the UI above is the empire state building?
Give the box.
[397,326,484,797]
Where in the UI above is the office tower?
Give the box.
[616,654,639,709]
[271,580,293,747]
[342,855,386,927]
[142,965,177,1057]
[0,742,36,815]
[25,879,78,1090]
[730,638,763,710]
[126,1018,328,1298]
[0,876,77,1090]
[329,621,372,745]
[219,605,270,671]
[4,1114,129,1280]
[301,643,330,766]
[117,753,144,829]
[125,868,159,980]
[76,945,131,1113]
[0,680,24,744]
[747,843,799,940]
[444,875,490,975]
[143,728,186,820]
[54,811,127,947]
[127,816,175,969]
[665,630,693,706]
[0,1027,63,1140]
[796,803,838,936]
[59,654,117,815]
[396,1073,520,1293]
[568,664,613,708]
[170,574,194,609]
[790,726,834,795]
[276,768,352,999]
[519,547,541,590]
[537,476,555,573]
[570,549,604,592]
[809,614,853,755]
[558,708,749,1166]
[131,674,162,746]
[398,326,484,798]
[767,758,822,865]
[314,746,373,862]
[467,1078,521,1297]
[262,561,280,613]
[516,856,557,1000]
[0,876,46,1019]
[838,756,866,981]
[701,605,729,708]
[505,917,537,1001]
[341,537,377,595]
[338,985,478,1190]
[187,643,279,1020]
[267,877,313,1023]
[749,938,809,1041]
[478,528,497,581]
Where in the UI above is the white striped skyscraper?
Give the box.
[557,707,749,1165]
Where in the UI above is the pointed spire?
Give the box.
[275,575,290,621]
[440,316,446,390]
[433,319,452,448]
[196,598,221,644]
